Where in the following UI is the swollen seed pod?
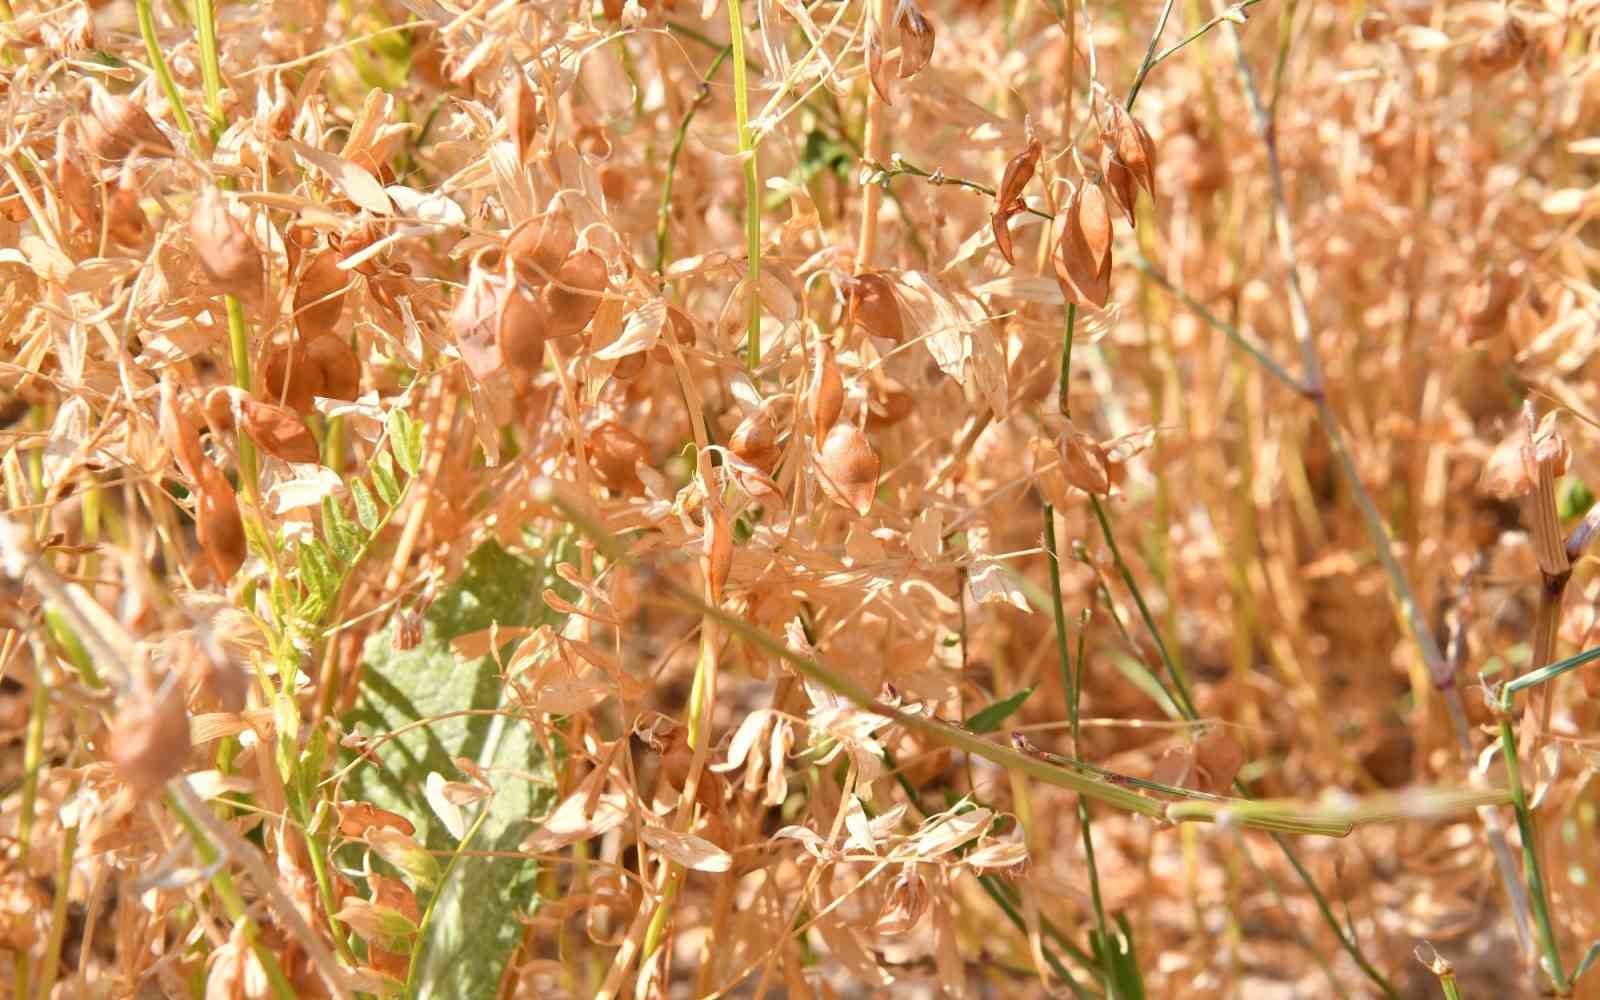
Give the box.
[190,186,262,301]
[731,403,783,473]
[1106,104,1157,202]
[498,282,547,375]
[240,399,320,464]
[196,461,246,583]
[848,273,905,343]
[587,421,649,493]
[306,335,361,400]
[816,423,880,517]
[83,83,174,161]
[263,341,325,414]
[505,212,577,286]
[109,682,190,799]
[997,137,1041,210]
[896,2,935,78]
[809,339,843,445]
[294,250,349,337]
[542,249,608,339]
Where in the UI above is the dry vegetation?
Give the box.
[7,0,1600,996]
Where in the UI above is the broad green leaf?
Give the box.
[351,479,381,532]
[371,453,401,506]
[389,409,421,476]
[345,537,572,1000]
[964,686,1034,733]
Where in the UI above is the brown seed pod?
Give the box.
[612,352,648,381]
[1105,104,1157,203]
[1058,421,1110,495]
[866,15,892,105]
[1459,268,1517,344]
[809,339,843,445]
[896,3,935,78]
[501,69,541,159]
[1468,18,1527,79]
[306,335,361,401]
[816,423,879,517]
[196,462,246,582]
[159,381,206,483]
[1101,148,1138,227]
[82,83,174,161]
[587,420,649,493]
[730,404,784,473]
[505,212,577,286]
[1193,731,1244,794]
[202,386,236,433]
[498,281,547,375]
[240,399,320,464]
[263,341,325,414]
[109,682,190,799]
[651,306,699,363]
[190,186,261,301]
[848,272,904,342]
[866,375,913,429]
[704,501,733,603]
[1053,180,1113,308]
[55,121,98,230]
[997,137,1041,210]
[542,249,608,339]
[294,250,349,337]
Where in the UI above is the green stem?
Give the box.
[136,0,203,154]
[726,0,762,369]
[404,801,494,997]
[35,824,79,1000]
[1122,0,1177,111]
[657,45,733,272]
[1498,705,1568,991]
[1058,304,1077,416]
[167,794,299,1000]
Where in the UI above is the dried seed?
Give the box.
[809,339,844,444]
[294,249,349,337]
[190,186,262,301]
[816,424,880,517]
[1053,180,1113,308]
[896,2,935,78]
[109,682,190,798]
[240,399,320,464]
[542,250,608,339]
[848,272,904,342]
[83,83,174,160]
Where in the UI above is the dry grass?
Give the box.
[4,0,1600,996]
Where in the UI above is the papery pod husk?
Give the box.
[83,83,174,161]
[1102,148,1138,227]
[731,402,784,473]
[105,179,149,246]
[1053,181,1113,308]
[452,265,506,380]
[809,339,844,445]
[865,374,912,429]
[816,423,879,517]
[498,281,547,376]
[240,398,320,464]
[307,335,361,401]
[848,272,904,343]
[542,249,607,340]
[650,306,698,363]
[158,380,206,483]
[1058,420,1111,495]
[502,69,542,161]
[896,3,935,78]
[1105,103,1157,202]
[704,501,733,603]
[190,186,262,301]
[56,120,99,230]
[263,339,325,414]
[866,15,893,105]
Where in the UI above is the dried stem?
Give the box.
[727,0,762,369]
[855,0,891,271]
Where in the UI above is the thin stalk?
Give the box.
[135,0,203,155]
[34,823,79,1000]
[656,45,733,271]
[13,664,46,1000]
[1058,304,1078,415]
[404,802,494,996]
[1122,0,1177,111]
[726,0,762,369]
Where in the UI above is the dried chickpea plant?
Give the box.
[8,0,1600,997]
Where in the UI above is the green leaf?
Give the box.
[351,479,381,532]
[299,539,335,602]
[345,538,573,1000]
[389,409,421,476]
[371,453,401,507]
[1574,940,1600,983]
[965,687,1035,734]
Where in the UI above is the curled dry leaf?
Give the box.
[865,14,892,105]
[109,682,190,799]
[336,801,417,839]
[816,423,880,517]
[896,2,935,78]
[190,187,262,302]
[848,272,905,342]
[1053,179,1114,308]
[809,339,844,444]
[240,399,320,464]
[587,420,649,492]
[451,264,506,380]
[1058,420,1111,495]
[196,462,246,582]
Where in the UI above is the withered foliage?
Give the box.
[6,1,1600,998]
